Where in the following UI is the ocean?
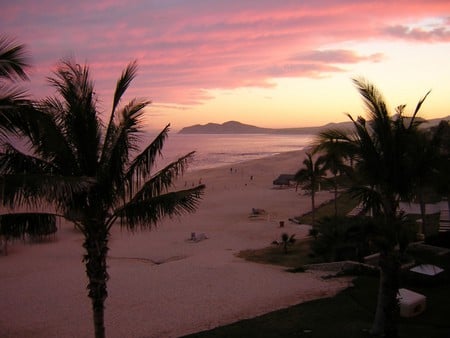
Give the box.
[147,133,315,171]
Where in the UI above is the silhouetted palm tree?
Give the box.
[0,35,36,254]
[317,78,430,337]
[406,122,445,236]
[314,133,352,217]
[0,59,205,338]
[280,232,296,254]
[433,121,450,211]
[295,152,327,228]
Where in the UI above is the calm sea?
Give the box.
[145,133,315,171]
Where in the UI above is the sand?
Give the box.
[0,149,351,338]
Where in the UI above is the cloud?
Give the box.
[294,50,384,64]
[384,23,450,42]
[2,1,450,106]
[151,104,189,111]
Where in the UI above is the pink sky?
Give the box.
[2,1,450,130]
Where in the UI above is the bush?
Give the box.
[311,216,376,262]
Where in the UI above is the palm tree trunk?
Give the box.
[333,177,338,217]
[83,227,109,338]
[311,190,316,228]
[371,249,400,338]
[417,187,427,237]
[1,235,7,256]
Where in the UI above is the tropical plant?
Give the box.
[294,152,327,228]
[280,232,296,254]
[406,123,444,236]
[314,135,352,217]
[431,120,450,212]
[0,58,205,338]
[316,78,431,337]
[0,35,34,254]
[311,216,375,262]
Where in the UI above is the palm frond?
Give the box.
[102,61,138,161]
[0,212,57,239]
[0,143,56,174]
[47,59,101,175]
[313,128,354,156]
[1,102,78,173]
[100,99,151,177]
[408,90,431,129]
[113,185,205,230]
[112,60,138,115]
[316,128,351,143]
[352,78,393,151]
[98,99,150,208]
[125,151,196,203]
[348,185,382,217]
[352,78,389,122]
[0,84,30,109]
[124,124,170,190]
[347,113,381,177]
[0,36,30,81]
[0,174,94,211]
[0,85,31,140]
[294,152,327,192]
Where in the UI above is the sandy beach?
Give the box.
[0,149,351,338]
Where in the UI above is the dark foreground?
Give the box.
[183,253,450,338]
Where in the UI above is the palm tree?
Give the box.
[294,152,327,228]
[0,59,205,338]
[433,121,450,211]
[317,78,430,337]
[0,36,34,254]
[280,232,296,254]
[314,134,352,217]
[406,122,444,237]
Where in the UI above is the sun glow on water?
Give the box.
[154,133,314,171]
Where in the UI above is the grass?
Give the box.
[295,191,359,225]
[237,238,317,268]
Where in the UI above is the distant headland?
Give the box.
[178,117,449,135]
[178,120,351,134]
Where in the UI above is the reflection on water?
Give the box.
[141,133,314,171]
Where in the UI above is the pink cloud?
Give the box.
[384,24,450,42]
[292,50,384,64]
[2,0,450,106]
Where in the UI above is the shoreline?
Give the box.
[0,148,351,338]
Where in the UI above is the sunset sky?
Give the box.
[2,1,450,131]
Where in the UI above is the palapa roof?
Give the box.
[273,174,295,186]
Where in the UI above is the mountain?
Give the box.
[178,116,450,135]
[179,121,268,134]
[178,120,353,134]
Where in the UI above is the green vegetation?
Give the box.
[237,238,316,268]
[220,78,450,338]
[294,152,327,227]
[303,78,447,337]
[241,78,450,337]
[295,191,358,225]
